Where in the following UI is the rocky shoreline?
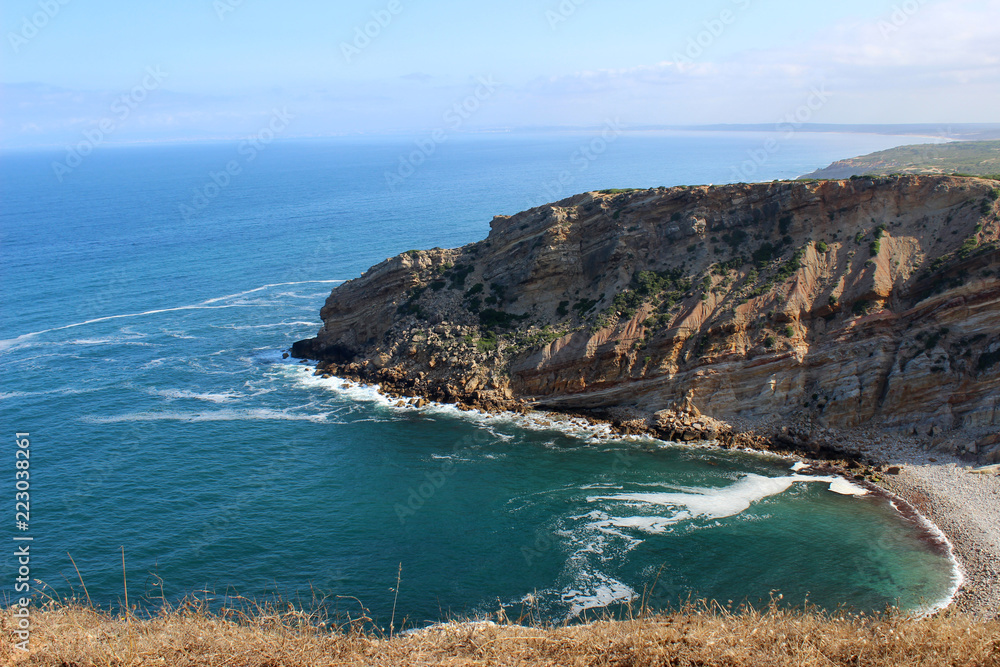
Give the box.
[307,357,897,467]
[298,357,999,618]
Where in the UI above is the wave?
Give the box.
[213,321,318,331]
[559,571,638,619]
[0,280,345,352]
[291,366,619,442]
[147,388,241,404]
[82,408,332,424]
[586,473,868,536]
[196,280,345,306]
[0,386,102,401]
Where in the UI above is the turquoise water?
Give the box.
[0,133,959,627]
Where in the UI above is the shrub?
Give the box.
[478,309,528,330]
[855,232,866,244]
[852,300,873,316]
[815,241,829,253]
[448,264,474,289]
[753,242,776,266]
[611,290,644,319]
[958,237,978,259]
[869,240,881,256]
[476,331,498,353]
[774,247,806,283]
[722,230,748,248]
[712,257,744,275]
[556,301,570,317]
[784,325,796,338]
[828,294,839,307]
[764,335,776,348]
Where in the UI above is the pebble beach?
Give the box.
[854,433,1000,619]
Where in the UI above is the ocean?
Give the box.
[0,131,959,628]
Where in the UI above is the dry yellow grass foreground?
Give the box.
[4,600,1000,667]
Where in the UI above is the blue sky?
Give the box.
[2,0,998,147]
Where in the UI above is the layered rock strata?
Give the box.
[294,176,1000,462]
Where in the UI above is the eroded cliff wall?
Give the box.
[294,176,1000,458]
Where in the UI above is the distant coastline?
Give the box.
[802,139,1000,179]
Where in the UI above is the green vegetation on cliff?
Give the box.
[803,140,1000,180]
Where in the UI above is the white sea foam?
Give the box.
[0,280,344,352]
[560,571,638,618]
[216,321,318,331]
[83,408,331,424]
[0,387,101,400]
[287,365,608,439]
[292,367,623,444]
[880,493,965,618]
[827,477,868,496]
[288,366,394,407]
[586,473,868,536]
[148,388,240,404]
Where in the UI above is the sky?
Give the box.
[1,0,999,148]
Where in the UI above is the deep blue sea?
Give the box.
[0,131,959,628]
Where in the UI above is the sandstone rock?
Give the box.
[292,176,999,440]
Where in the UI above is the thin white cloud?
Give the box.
[521,0,1000,123]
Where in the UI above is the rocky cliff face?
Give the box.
[293,176,1000,460]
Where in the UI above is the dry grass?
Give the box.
[4,598,1000,666]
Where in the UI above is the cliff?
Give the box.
[293,176,1000,461]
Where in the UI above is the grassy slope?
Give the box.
[803,140,1000,179]
[6,601,1000,666]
